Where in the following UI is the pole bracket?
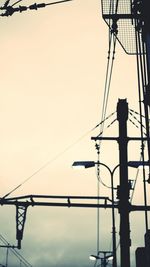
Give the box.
[16,205,27,249]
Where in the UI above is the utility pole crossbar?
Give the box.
[91,137,150,141]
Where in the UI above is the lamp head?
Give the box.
[89,255,100,261]
[72,161,96,169]
[128,161,150,168]
[107,255,113,261]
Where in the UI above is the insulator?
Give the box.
[19,6,27,12]
[29,3,38,10]
[111,20,118,34]
[37,3,46,8]
[29,3,46,10]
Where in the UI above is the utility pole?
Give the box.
[145,230,150,267]
[1,97,150,262]
[117,99,131,267]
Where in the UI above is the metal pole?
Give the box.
[97,162,119,267]
[103,257,107,267]
[117,99,130,267]
[5,247,8,267]
[101,252,107,267]
[111,171,117,267]
[97,162,118,267]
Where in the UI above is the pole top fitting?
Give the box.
[117,99,128,121]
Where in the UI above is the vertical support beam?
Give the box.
[117,99,130,267]
[103,257,107,267]
[111,172,117,267]
[16,205,27,249]
[5,247,9,267]
[145,230,150,267]
[135,247,146,267]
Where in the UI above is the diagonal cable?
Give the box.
[2,117,115,199]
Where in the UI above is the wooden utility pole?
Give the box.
[117,99,131,267]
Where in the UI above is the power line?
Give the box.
[98,118,117,137]
[0,235,32,267]
[135,16,149,231]
[129,108,147,119]
[2,116,115,199]
[0,0,74,16]
[129,111,146,131]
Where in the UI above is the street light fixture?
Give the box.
[128,160,150,184]
[72,158,150,267]
[72,161,95,169]
[128,161,150,168]
[89,254,101,261]
[89,254,113,261]
[89,251,113,267]
[72,160,118,267]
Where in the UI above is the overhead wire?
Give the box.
[95,111,116,129]
[2,113,115,199]
[95,113,116,256]
[96,20,117,256]
[96,21,113,261]
[130,161,140,203]
[129,109,147,204]
[98,34,117,147]
[99,0,119,142]
[45,0,73,6]
[100,36,117,134]
[128,113,147,135]
[129,117,140,130]
[12,0,23,7]
[95,116,117,189]
[129,108,147,119]
[129,109,147,203]
[94,1,119,261]
[0,235,32,266]
[129,110,146,130]
[94,0,118,260]
[134,14,149,231]
[0,0,144,266]
[0,0,74,16]
[98,118,117,137]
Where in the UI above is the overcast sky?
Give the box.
[0,0,148,266]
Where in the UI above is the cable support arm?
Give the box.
[0,194,113,206]
[1,194,150,250]
[0,195,116,249]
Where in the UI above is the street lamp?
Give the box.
[89,254,101,261]
[128,161,150,168]
[128,161,150,184]
[89,251,113,267]
[72,161,118,267]
[72,161,95,169]
[128,160,150,232]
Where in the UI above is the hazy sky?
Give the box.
[0,0,148,266]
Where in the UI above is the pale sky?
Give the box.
[0,1,148,266]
